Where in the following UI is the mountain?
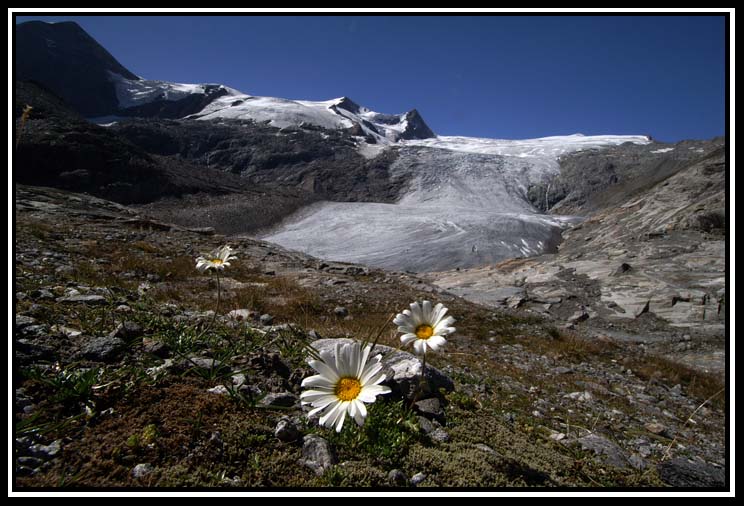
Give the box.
[15,21,435,142]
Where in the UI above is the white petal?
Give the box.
[422,300,433,322]
[428,335,447,350]
[320,402,343,427]
[359,361,383,385]
[335,406,348,432]
[309,401,337,418]
[302,393,338,408]
[434,316,456,334]
[307,359,339,383]
[409,302,423,325]
[413,339,426,355]
[358,345,371,378]
[432,304,447,326]
[358,384,391,402]
[400,333,417,346]
[353,400,366,426]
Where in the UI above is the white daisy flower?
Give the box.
[394,300,455,355]
[195,245,237,272]
[301,341,391,433]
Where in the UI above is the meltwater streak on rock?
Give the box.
[262,136,648,272]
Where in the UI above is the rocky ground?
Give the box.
[13,184,727,488]
[429,142,727,380]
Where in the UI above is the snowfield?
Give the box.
[262,135,650,272]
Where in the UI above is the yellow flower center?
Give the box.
[209,259,224,266]
[416,324,434,339]
[335,377,362,401]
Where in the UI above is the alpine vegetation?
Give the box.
[301,341,391,432]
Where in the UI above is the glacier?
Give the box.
[261,135,650,272]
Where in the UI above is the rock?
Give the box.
[552,366,574,375]
[657,458,725,488]
[274,418,300,442]
[333,306,348,317]
[231,374,247,387]
[416,416,436,435]
[568,310,589,324]
[644,422,670,438]
[413,397,445,424]
[410,472,427,486]
[180,356,227,372]
[578,434,629,469]
[207,385,229,395]
[28,440,62,460]
[259,391,297,408]
[310,338,454,400]
[506,295,525,309]
[300,434,336,476]
[228,309,252,321]
[80,336,126,362]
[15,314,37,329]
[612,263,633,276]
[629,454,647,470]
[260,314,274,326]
[132,463,154,479]
[142,338,169,358]
[429,428,450,443]
[111,321,144,340]
[31,288,55,300]
[563,391,594,402]
[386,469,408,486]
[550,432,566,441]
[115,304,132,313]
[57,294,107,305]
[17,456,44,469]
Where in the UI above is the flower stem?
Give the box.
[197,273,221,340]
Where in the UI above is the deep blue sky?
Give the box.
[15,15,726,142]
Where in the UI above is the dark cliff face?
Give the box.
[15,21,138,117]
[399,108,436,140]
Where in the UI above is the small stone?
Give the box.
[563,391,594,402]
[429,428,450,443]
[644,422,670,437]
[629,454,647,470]
[231,374,247,387]
[228,309,252,321]
[28,440,62,460]
[417,416,436,435]
[259,392,297,408]
[578,434,629,469]
[207,385,229,395]
[57,294,107,305]
[552,366,574,374]
[260,314,274,326]
[550,432,566,441]
[115,304,132,313]
[301,434,336,476]
[142,338,169,358]
[410,472,427,486]
[15,314,37,329]
[413,397,445,424]
[333,306,348,317]
[80,336,126,362]
[132,463,154,479]
[274,418,300,442]
[17,456,44,469]
[568,310,589,324]
[387,469,409,486]
[181,356,226,372]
